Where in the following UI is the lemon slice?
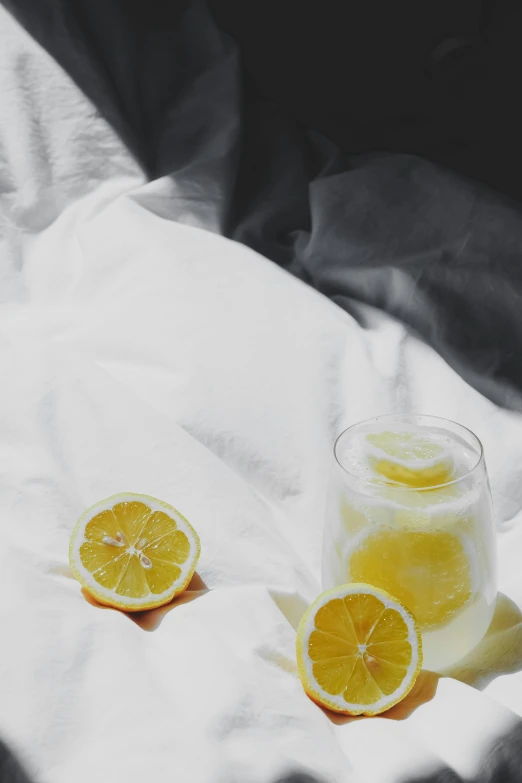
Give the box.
[296,584,422,715]
[366,430,454,488]
[69,493,200,611]
[348,528,472,628]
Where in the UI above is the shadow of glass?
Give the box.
[0,738,35,783]
[81,572,209,631]
[443,592,522,689]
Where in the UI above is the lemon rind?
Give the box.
[296,583,422,716]
[69,492,201,611]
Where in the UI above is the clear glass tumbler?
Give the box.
[322,414,497,672]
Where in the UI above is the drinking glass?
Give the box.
[322,413,497,672]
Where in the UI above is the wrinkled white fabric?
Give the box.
[2,7,522,783]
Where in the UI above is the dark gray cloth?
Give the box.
[295,154,522,410]
[3,0,522,410]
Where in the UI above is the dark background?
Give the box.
[210,0,521,199]
[4,0,522,199]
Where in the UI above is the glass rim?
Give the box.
[333,413,484,492]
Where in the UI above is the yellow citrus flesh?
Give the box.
[296,584,422,715]
[69,493,200,610]
[366,431,454,488]
[348,529,471,629]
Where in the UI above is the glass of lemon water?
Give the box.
[322,414,497,672]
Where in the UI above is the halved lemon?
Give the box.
[366,430,454,488]
[69,493,200,611]
[296,584,422,716]
[348,528,472,629]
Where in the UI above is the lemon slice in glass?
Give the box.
[348,528,472,628]
[366,430,454,488]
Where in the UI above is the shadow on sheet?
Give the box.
[0,739,35,783]
[404,720,522,783]
[445,592,522,689]
[275,774,327,783]
[81,572,209,631]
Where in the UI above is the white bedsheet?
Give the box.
[2,7,522,783]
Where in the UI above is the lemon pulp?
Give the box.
[70,494,200,610]
[297,584,422,715]
[348,529,472,628]
[366,430,454,488]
